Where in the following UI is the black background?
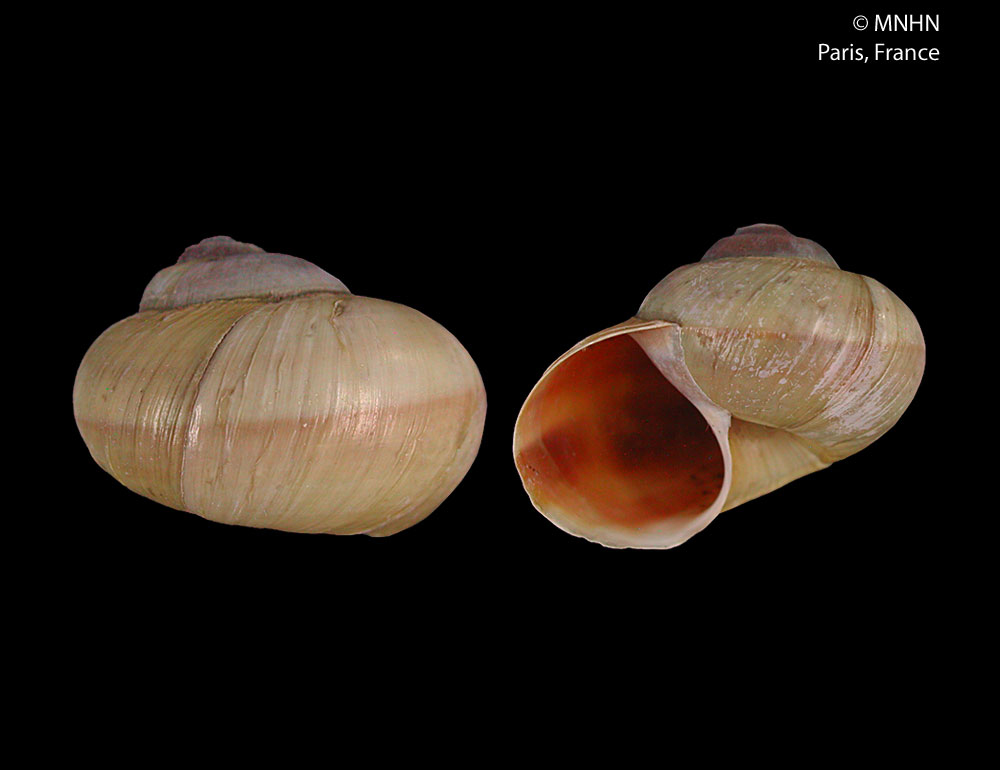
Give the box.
[41,5,981,733]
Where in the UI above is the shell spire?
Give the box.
[139,236,350,311]
[701,224,838,266]
[177,235,266,262]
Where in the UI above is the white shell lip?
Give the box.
[139,236,350,311]
[513,319,734,550]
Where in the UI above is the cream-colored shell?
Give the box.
[74,238,486,536]
[513,225,925,548]
[638,253,924,462]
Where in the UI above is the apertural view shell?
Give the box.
[74,236,486,536]
[513,225,925,549]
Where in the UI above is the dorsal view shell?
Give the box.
[74,237,487,536]
[513,225,925,548]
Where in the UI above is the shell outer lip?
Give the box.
[513,318,734,549]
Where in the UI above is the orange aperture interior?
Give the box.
[515,333,725,537]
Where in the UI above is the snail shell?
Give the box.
[513,225,925,548]
[74,236,486,536]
